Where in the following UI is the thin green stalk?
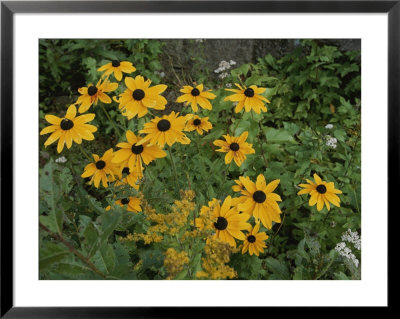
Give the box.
[232,111,244,135]
[78,144,91,161]
[353,187,361,214]
[168,146,179,193]
[255,116,268,167]
[100,104,121,137]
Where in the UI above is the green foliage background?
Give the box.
[39,39,361,280]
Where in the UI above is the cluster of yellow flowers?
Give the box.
[195,237,237,280]
[163,248,190,280]
[120,190,195,245]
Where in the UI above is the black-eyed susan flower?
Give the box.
[297,173,342,211]
[115,164,143,190]
[236,174,282,229]
[242,223,269,256]
[213,131,255,167]
[115,75,167,119]
[76,78,118,113]
[224,83,270,114]
[197,196,251,248]
[176,84,216,112]
[97,60,136,81]
[184,115,212,135]
[40,104,97,153]
[112,130,166,172]
[81,148,118,188]
[137,111,191,148]
[115,196,142,213]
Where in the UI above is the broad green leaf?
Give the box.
[39,243,70,271]
[263,128,298,144]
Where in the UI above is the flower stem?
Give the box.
[168,146,179,193]
[251,112,269,168]
[232,111,244,135]
[78,144,91,161]
[100,104,121,138]
[39,222,107,279]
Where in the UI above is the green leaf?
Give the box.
[138,249,164,269]
[174,269,188,280]
[265,257,290,279]
[231,63,250,77]
[100,209,122,243]
[39,243,70,271]
[263,128,298,144]
[334,272,350,280]
[39,161,63,234]
[333,129,347,142]
[83,222,100,257]
[92,243,116,274]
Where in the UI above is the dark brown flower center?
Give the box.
[193,119,201,126]
[244,88,254,97]
[214,216,228,231]
[121,198,130,205]
[253,190,266,203]
[60,118,74,130]
[132,89,145,101]
[229,143,240,151]
[157,119,171,132]
[112,60,120,67]
[191,88,200,96]
[88,86,98,96]
[95,160,106,170]
[247,235,256,243]
[316,184,327,194]
[131,143,144,154]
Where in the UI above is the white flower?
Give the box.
[218,72,229,79]
[325,124,334,129]
[195,39,204,43]
[335,241,359,268]
[229,60,237,65]
[55,156,67,163]
[326,136,337,149]
[214,60,232,74]
[226,83,232,88]
[341,229,361,250]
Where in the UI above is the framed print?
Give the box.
[1,0,395,316]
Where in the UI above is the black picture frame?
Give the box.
[1,0,394,317]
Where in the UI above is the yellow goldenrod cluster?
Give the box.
[196,236,237,280]
[121,190,196,245]
[163,248,189,280]
[195,198,220,234]
[180,189,196,201]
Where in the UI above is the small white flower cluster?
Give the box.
[55,156,67,163]
[325,136,338,149]
[195,39,204,43]
[335,242,359,268]
[325,123,334,129]
[341,228,361,250]
[214,60,237,79]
